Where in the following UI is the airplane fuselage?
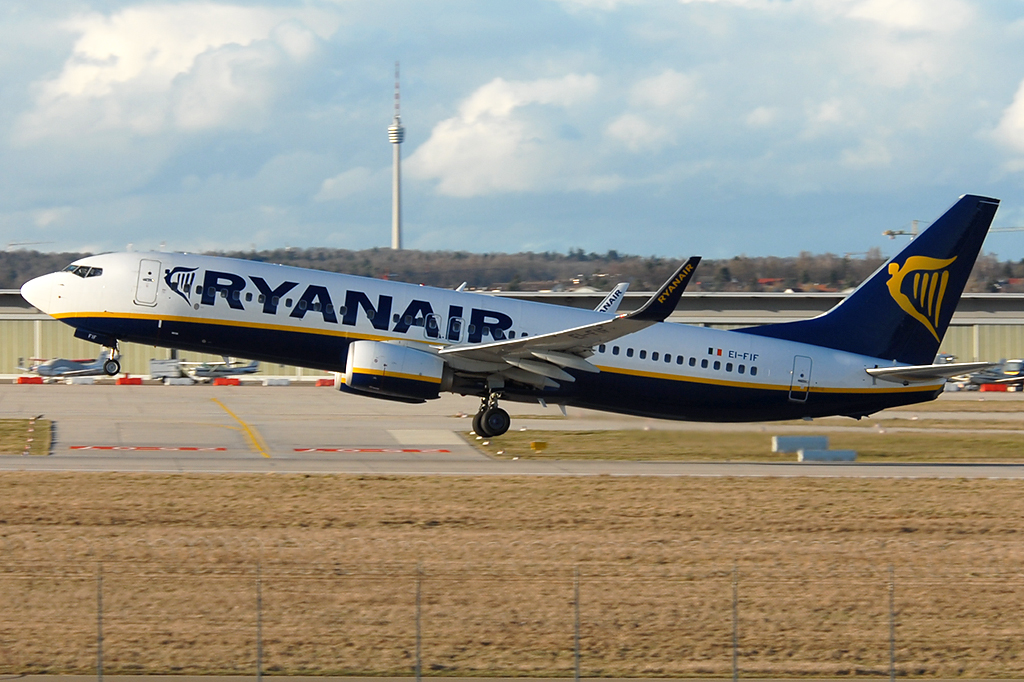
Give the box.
[24,251,942,422]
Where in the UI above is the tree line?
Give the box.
[2,246,1022,293]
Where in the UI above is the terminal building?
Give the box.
[2,288,1023,378]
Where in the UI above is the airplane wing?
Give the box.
[438,257,700,385]
[865,361,998,384]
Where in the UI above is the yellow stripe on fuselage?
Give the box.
[58,311,941,395]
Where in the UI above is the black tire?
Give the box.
[472,410,489,437]
[481,407,511,437]
[103,359,121,376]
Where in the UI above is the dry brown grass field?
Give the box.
[474,427,1024,461]
[1,473,1024,677]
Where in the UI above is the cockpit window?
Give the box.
[63,265,103,278]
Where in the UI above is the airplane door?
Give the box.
[135,258,160,306]
[789,355,812,402]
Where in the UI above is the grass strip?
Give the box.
[0,418,51,455]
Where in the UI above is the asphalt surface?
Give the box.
[0,384,1022,478]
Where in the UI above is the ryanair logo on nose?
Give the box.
[885,255,956,341]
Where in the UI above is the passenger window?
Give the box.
[326,304,333,314]
[612,346,620,355]
[271,296,279,307]
[468,324,476,335]
[676,356,684,365]
[394,313,401,323]
[285,298,293,307]
[313,302,321,312]
[246,293,253,302]
[639,350,647,359]
[298,299,307,310]
[219,290,227,298]
[599,344,606,353]
[726,363,733,372]
[626,348,634,357]
[738,365,745,374]
[751,366,758,376]
[651,352,658,361]
[208,287,215,297]
[689,357,696,367]
[508,331,516,339]
[232,290,240,301]
[713,361,721,370]
[425,315,441,339]
[338,306,347,315]
[701,359,708,369]
[405,315,413,325]
[196,285,203,294]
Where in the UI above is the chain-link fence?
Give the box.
[2,548,1023,677]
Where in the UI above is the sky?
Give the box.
[3,0,1024,260]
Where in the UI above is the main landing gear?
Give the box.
[472,393,511,438]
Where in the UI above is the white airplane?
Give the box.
[20,195,999,437]
[18,348,121,378]
[183,357,260,381]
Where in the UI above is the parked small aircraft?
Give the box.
[18,348,121,378]
[184,357,260,381]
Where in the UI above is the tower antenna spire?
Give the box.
[389,61,404,250]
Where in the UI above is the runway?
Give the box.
[1,383,1022,478]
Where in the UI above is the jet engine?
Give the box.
[342,340,453,401]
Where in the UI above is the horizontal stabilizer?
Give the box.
[866,361,997,384]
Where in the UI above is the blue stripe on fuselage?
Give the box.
[61,313,941,422]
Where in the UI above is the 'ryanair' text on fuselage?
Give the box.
[169,268,514,343]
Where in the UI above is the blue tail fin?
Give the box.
[738,194,1000,365]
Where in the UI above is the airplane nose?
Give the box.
[21,274,55,313]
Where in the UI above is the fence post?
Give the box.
[574,566,581,682]
[416,563,422,682]
[257,560,263,682]
[732,564,738,682]
[96,562,103,682]
[889,565,895,682]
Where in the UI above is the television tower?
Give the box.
[388,62,404,250]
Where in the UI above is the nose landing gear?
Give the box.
[472,393,511,438]
[101,345,121,376]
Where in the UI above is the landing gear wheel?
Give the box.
[481,407,511,437]
[472,410,488,437]
[103,359,121,376]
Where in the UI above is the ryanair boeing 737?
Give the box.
[20,194,999,437]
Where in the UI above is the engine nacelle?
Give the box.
[343,340,452,401]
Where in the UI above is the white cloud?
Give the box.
[407,74,600,197]
[995,79,1024,154]
[605,113,668,151]
[15,3,336,140]
[629,69,700,111]
[745,106,778,128]
[840,0,974,34]
[841,138,892,168]
[316,167,383,202]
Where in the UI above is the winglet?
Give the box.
[629,256,701,322]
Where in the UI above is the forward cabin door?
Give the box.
[135,259,160,306]
[789,355,812,402]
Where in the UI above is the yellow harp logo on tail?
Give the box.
[885,255,957,342]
